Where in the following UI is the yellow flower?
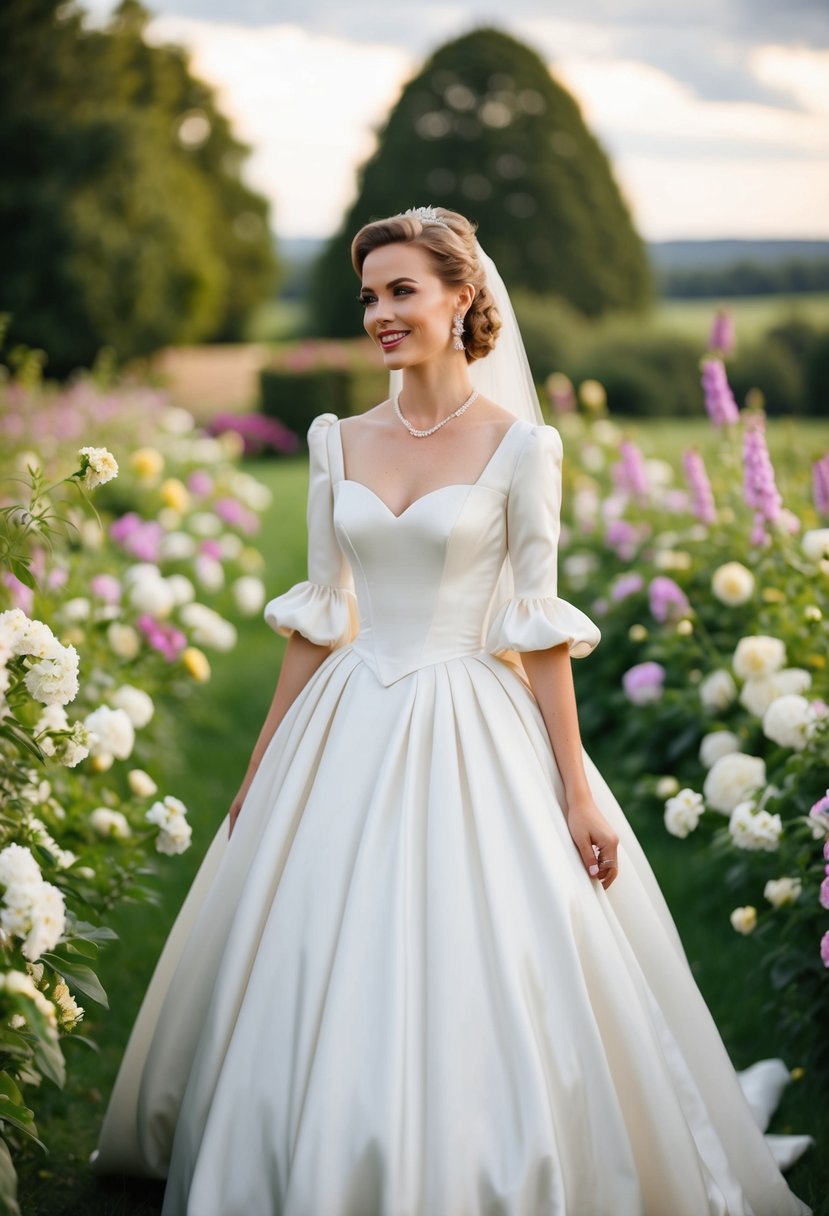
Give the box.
[729,905,757,934]
[182,646,211,682]
[790,1066,805,1081]
[807,654,826,670]
[578,379,607,413]
[130,447,164,482]
[628,624,648,642]
[160,478,190,513]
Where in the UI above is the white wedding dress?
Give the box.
[89,413,814,1215]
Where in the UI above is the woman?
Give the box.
[89,205,813,1215]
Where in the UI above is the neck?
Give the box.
[396,360,473,428]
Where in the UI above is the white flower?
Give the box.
[84,705,135,762]
[740,668,813,718]
[217,533,243,560]
[232,575,266,616]
[655,775,679,798]
[107,622,140,660]
[0,843,43,888]
[53,977,84,1029]
[128,573,175,618]
[110,684,154,729]
[732,635,786,681]
[0,969,58,1030]
[89,807,131,838]
[728,801,783,851]
[664,788,704,838]
[61,597,90,621]
[703,752,766,814]
[230,471,272,512]
[699,669,737,712]
[158,532,197,561]
[730,906,758,934]
[165,574,196,606]
[711,562,754,606]
[0,844,66,962]
[194,554,225,592]
[128,768,158,798]
[0,607,29,653]
[699,730,741,770]
[179,602,237,652]
[145,795,192,855]
[23,643,80,706]
[189,511,222,537]
[764,876,802,908]
[762,694,816,751]
[77,446,118,489]
[802,528,829,563]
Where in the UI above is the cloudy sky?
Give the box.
[85,0,829,242]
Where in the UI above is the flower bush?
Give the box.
[0,349,272,1210]
[549,312,829,1076]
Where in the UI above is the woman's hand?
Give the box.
[564,792,620,889]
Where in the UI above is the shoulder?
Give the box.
[514,422,563,467]
[307,412,339,441]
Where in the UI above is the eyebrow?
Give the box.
[359,276,418,293]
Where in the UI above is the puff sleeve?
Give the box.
[263,413,359,647]
[486,424,601,659]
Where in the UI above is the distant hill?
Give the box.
[274,235,829,300]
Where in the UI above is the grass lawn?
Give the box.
[14,424,827,1215]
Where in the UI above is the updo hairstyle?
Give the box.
[351,206,501,363]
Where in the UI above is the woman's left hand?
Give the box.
[564,793,620,889]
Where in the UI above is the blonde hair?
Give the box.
[351,206,501,362]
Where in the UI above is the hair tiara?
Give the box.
[397,204,451,229]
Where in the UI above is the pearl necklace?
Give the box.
[394,387,480,438]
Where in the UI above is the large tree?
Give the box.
[0,0,278,376]
[310,26,653,338]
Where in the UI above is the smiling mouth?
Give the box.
[378,331,410,350]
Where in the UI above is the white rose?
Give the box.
[740,667,813,718]
[0,843,43,888]
[107,622,140,660]
[730,906,758,934]
[179,603,237,652]
[762,694,815,751]
[703,753,766,814]
[128,575,175,618]
[232,576,266,616]
[78,445,118,489]
[128,769,158,798]
[655,776,679,798]
[764,876,802,908]
[699,669,737,712]
[802,528,829,563]
[230,471,272,512]
[89,808,131,838]
[194,554,225,592]
[0,607,29,652]
[157,532,197,561]
[84,706,135,761]
[110,685,154,729]
[732,635,786,681]
[711,562,754,606]
[728,801,783,851]
[165,574,196,606]
[61,597,91,621]
[22,644,80,706]
[664,788,704,838]
[699,730,741,769]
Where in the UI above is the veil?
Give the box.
[388,237,545,673]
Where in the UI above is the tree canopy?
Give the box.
[0,0,278,376]
[309,27,653,339]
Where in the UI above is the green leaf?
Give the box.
[0,1134,21,1216]
[38,955,108,1009]
[31,1034,65,1089]
[63,938,99,960]
[7,560,35,591]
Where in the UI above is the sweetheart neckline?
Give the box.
[334,418,522,520]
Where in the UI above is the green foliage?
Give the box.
[260,369,352,439]
[309,26,653,338]
[0,0,278,377]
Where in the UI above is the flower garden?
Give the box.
[0,310,827,1214]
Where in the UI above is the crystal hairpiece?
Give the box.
[398,205,451,229]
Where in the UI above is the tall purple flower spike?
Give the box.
[742,412,783,544]
[708,308,735,355]
[682,448,716,525]
[812,453,829,518]
[700,357,740,426]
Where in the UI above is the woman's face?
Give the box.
[359,242,466,369]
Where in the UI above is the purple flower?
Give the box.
[813,454,829,518]
[743,414,783,543]
[622,660,666,706]
[809,789,829,831]
[682,448,717,525]
[821,931,829,969]
[46,567,69,591]
[136,613,187,662]
[613,440,649,500]
[824,839,829,862]
[611,572,644,602]
[820,877,829,910]
[708,309,735,355]
[214,497,259,536]
[110,512,164,562]
[648,575,690,623]
[199,538,223,560]
[700,358,740,426]
[2,571,34,614]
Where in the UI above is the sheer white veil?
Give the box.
[388,234,544,667]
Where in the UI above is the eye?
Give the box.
[356,287,413,308]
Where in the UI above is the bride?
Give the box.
[89,204,813,1215]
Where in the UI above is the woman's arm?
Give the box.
[228,631,333,837]
[522,642,620,889]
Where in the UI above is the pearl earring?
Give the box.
[451,311,465,351]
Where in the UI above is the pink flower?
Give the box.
[46,567,69,591]
[812,453,829,519]
[821,877,829,910]
[90,573,121,603]
[214,497,259,536]
[823,839,829,862]
[682,448,717,525]
[743,413,783,545]
[809,790,829,831]
[611,572,644,602]
[648,576,690,623]
[821,931,829,969]
[199,539,223,560]
[708,309,735,355]
[136,613,187,662]
[187,470,214,497]
[700,357,739,426]
[2,571,33,614]
[110,512,163,562]
[622,660,666,706]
